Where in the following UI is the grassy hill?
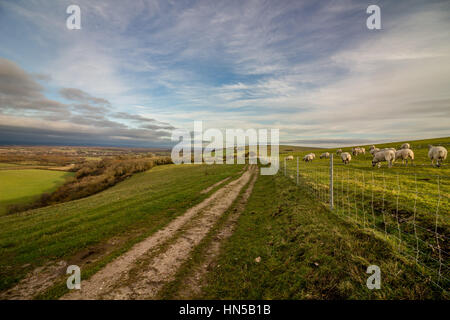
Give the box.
[198,170,445,299]
[280,137,449,291]
[0,164,244,293]
[0,137,447,299]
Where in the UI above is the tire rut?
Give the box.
[62,165,256,300]
[173,166,259,299]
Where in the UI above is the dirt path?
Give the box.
[174,167,259,299]
[200,177,230,194]
[63,165,257,300]
[0,261,68,300]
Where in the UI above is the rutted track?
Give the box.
[172,167,259,299]
[63,165,257,299]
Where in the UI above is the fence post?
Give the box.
[296,157,299,185]
[329,154,334,210]
[284,157,286,176]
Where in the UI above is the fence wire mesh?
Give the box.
[283,156,449,292]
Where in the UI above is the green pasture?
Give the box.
[0,169,73,216]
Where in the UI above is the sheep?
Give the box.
[372,149,396,168]
[320,152,330,159]
[303,153,314,163]
[381,147,396,152]
[395,149,414,166]
[340,152,352,164]
[400,143,410,150]
[369,145,376,151]
[428,145,448,167]
[352,147,364,156]
[369,147,380,155]
[336,149,342,155]
[285,155,294,161]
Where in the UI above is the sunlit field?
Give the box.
[0,169,73,215]
[281,137,449,289]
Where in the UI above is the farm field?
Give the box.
[0,163,244,298]
[0,138,447,300]
[0,163,21,169]
[281,137,450,289]
[195,171,443,299]
[0,169,73,216]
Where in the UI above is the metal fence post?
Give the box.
[296,157,299,185]
[330,154,334,210]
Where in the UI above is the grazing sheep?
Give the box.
[285,155,294,161]
[303,153,314,163]
[428,145,448,167]
[381,147,396,152]
[352,147,364,156]
[370,147,380,155]
[395,149,414,166]
[320,152,330,159]
[400,143,410,150]
[369,145,376,151]
[336,149,342,155]
[372,149,396,168]
[340,152,352,164]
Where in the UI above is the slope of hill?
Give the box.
[0,164,244,295]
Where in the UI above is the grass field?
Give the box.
[281,137,450,288]
[0,169,73,216]
[0,163,244,294]
[0,138,447,299]
[198,170,445,299]
[0,163,21,169]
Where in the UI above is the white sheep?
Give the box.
[369,147,380,155]
[320,152,330,159]
[285,155,294,161]
[372,149,396,168]
[303,154,314,163]
[340,152,352,164]
[395,149,414,166]
[352,147,365,156]
[400,143,410,150]
[428,145,448,167]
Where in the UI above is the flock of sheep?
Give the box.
[295,144,448,168]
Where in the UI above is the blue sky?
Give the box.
[0,0,449,147]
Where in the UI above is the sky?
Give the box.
[0,0,449,148]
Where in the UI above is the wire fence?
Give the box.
[283,155,449,292]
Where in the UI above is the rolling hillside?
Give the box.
[0,164,244,295]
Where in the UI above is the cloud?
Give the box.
[1,1,449,147]
[0,57,67,113]
[60,88,110,106]
[0,57,175,146]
